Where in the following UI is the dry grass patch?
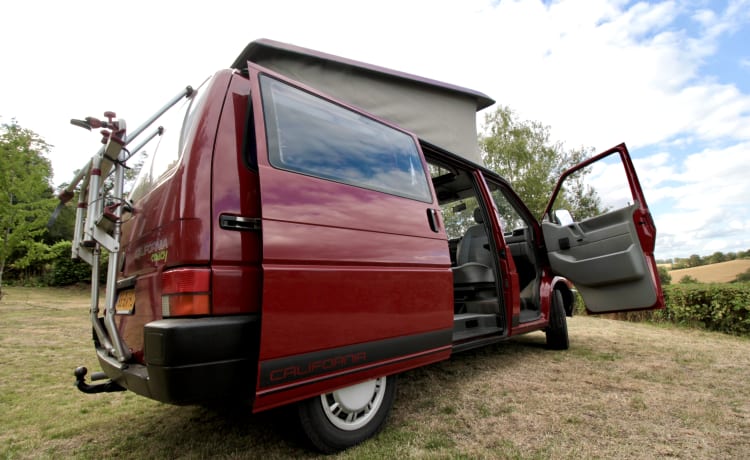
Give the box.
[668,259,750,283]
[2,287,749,459]
[382,320,749,459]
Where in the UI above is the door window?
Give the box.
[260,75,432,202]
[488,183,529,236]
[542,144,662,313]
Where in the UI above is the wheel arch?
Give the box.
[552,277,576,317]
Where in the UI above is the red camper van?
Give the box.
[62,39,663,452]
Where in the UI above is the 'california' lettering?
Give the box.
[269,351,367,383]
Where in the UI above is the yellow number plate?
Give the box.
[115,289,136,315]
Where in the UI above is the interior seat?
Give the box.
[452,208,494,285]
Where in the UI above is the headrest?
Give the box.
[473,207,484,224]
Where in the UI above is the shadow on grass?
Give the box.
[78,403,319,459]
[70,334,551,458]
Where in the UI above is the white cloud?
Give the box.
[1,0,749,260]
[579,140,750,260]
[643,142,750,258]
[448,0,750,153]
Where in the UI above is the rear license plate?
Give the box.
[115,289,136,315]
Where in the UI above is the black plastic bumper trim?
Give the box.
[96,315,259,404]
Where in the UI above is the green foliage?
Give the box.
[663,284,750,335]
[602,284,750,336]
[43,199,75,244]
[671,250,750,270]
[480,106,603,220]
[440,197,479,240]
[46,241,91,286]
[658,266,672,285]
[679,275,699,284]
[708,251,728,264]
[1,239,103,288]
[0,121,56,297]
[6,240,57,285]
[736,268,750,283]
[687,254,704,267]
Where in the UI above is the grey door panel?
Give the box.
[542,204,658,313]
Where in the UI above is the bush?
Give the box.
[658,266,671,285]
[46,241,92,286]
[736,268,750,283]
[679,275,699,284]
[604,284,750,336]
[663,284,750,335]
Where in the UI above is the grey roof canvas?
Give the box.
[232,39,495,164]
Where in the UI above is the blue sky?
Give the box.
[1,0,749,261]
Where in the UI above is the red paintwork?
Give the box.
[210,73,263,315]
[110,61,662,413]
[117,71,232,360]
[474,171,522,324]
[245,65,454,398]
[253,346,451,412]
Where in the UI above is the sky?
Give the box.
[1,0,749,261]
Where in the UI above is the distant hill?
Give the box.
[667,259,750,283]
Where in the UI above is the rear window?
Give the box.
[129,80,207,201]
[260,75,432,202]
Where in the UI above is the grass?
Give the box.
[667,259,750,283]
[2,286,750,459]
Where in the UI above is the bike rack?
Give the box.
[57,86,193,364]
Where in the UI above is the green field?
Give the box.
[2,286,749,459]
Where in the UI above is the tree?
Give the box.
[480,106,603,220]
[43,198,75,244]
[687,254,704,268]
[708,251,726,264]
[0,121,55,299]
[672,257,688,270]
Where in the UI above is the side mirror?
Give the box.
[554,209,574,226]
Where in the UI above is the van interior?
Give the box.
[424,146,543,348]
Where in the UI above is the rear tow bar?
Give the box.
[74,366,126,394]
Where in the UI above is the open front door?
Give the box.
[542,144,664,313]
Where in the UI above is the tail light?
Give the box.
[161,268,211,317]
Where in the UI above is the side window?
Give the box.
[427,162,479,240]
[260,75,432,202]
[548,159,622,223]
[440,197,480,241]
[129,80,208,201]
[488,183,528,235]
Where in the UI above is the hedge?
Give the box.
[595,284,750,336]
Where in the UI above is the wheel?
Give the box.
[298,375,396,453]
[546,290,569,350]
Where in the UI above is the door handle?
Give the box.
[566,222,586,241]
[426,208,440,233]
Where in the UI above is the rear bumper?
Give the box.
[97,315,259,404]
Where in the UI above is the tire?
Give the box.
[298,375,396,453]
[546,290,570,350]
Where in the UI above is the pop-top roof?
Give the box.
[232,39,495,164]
